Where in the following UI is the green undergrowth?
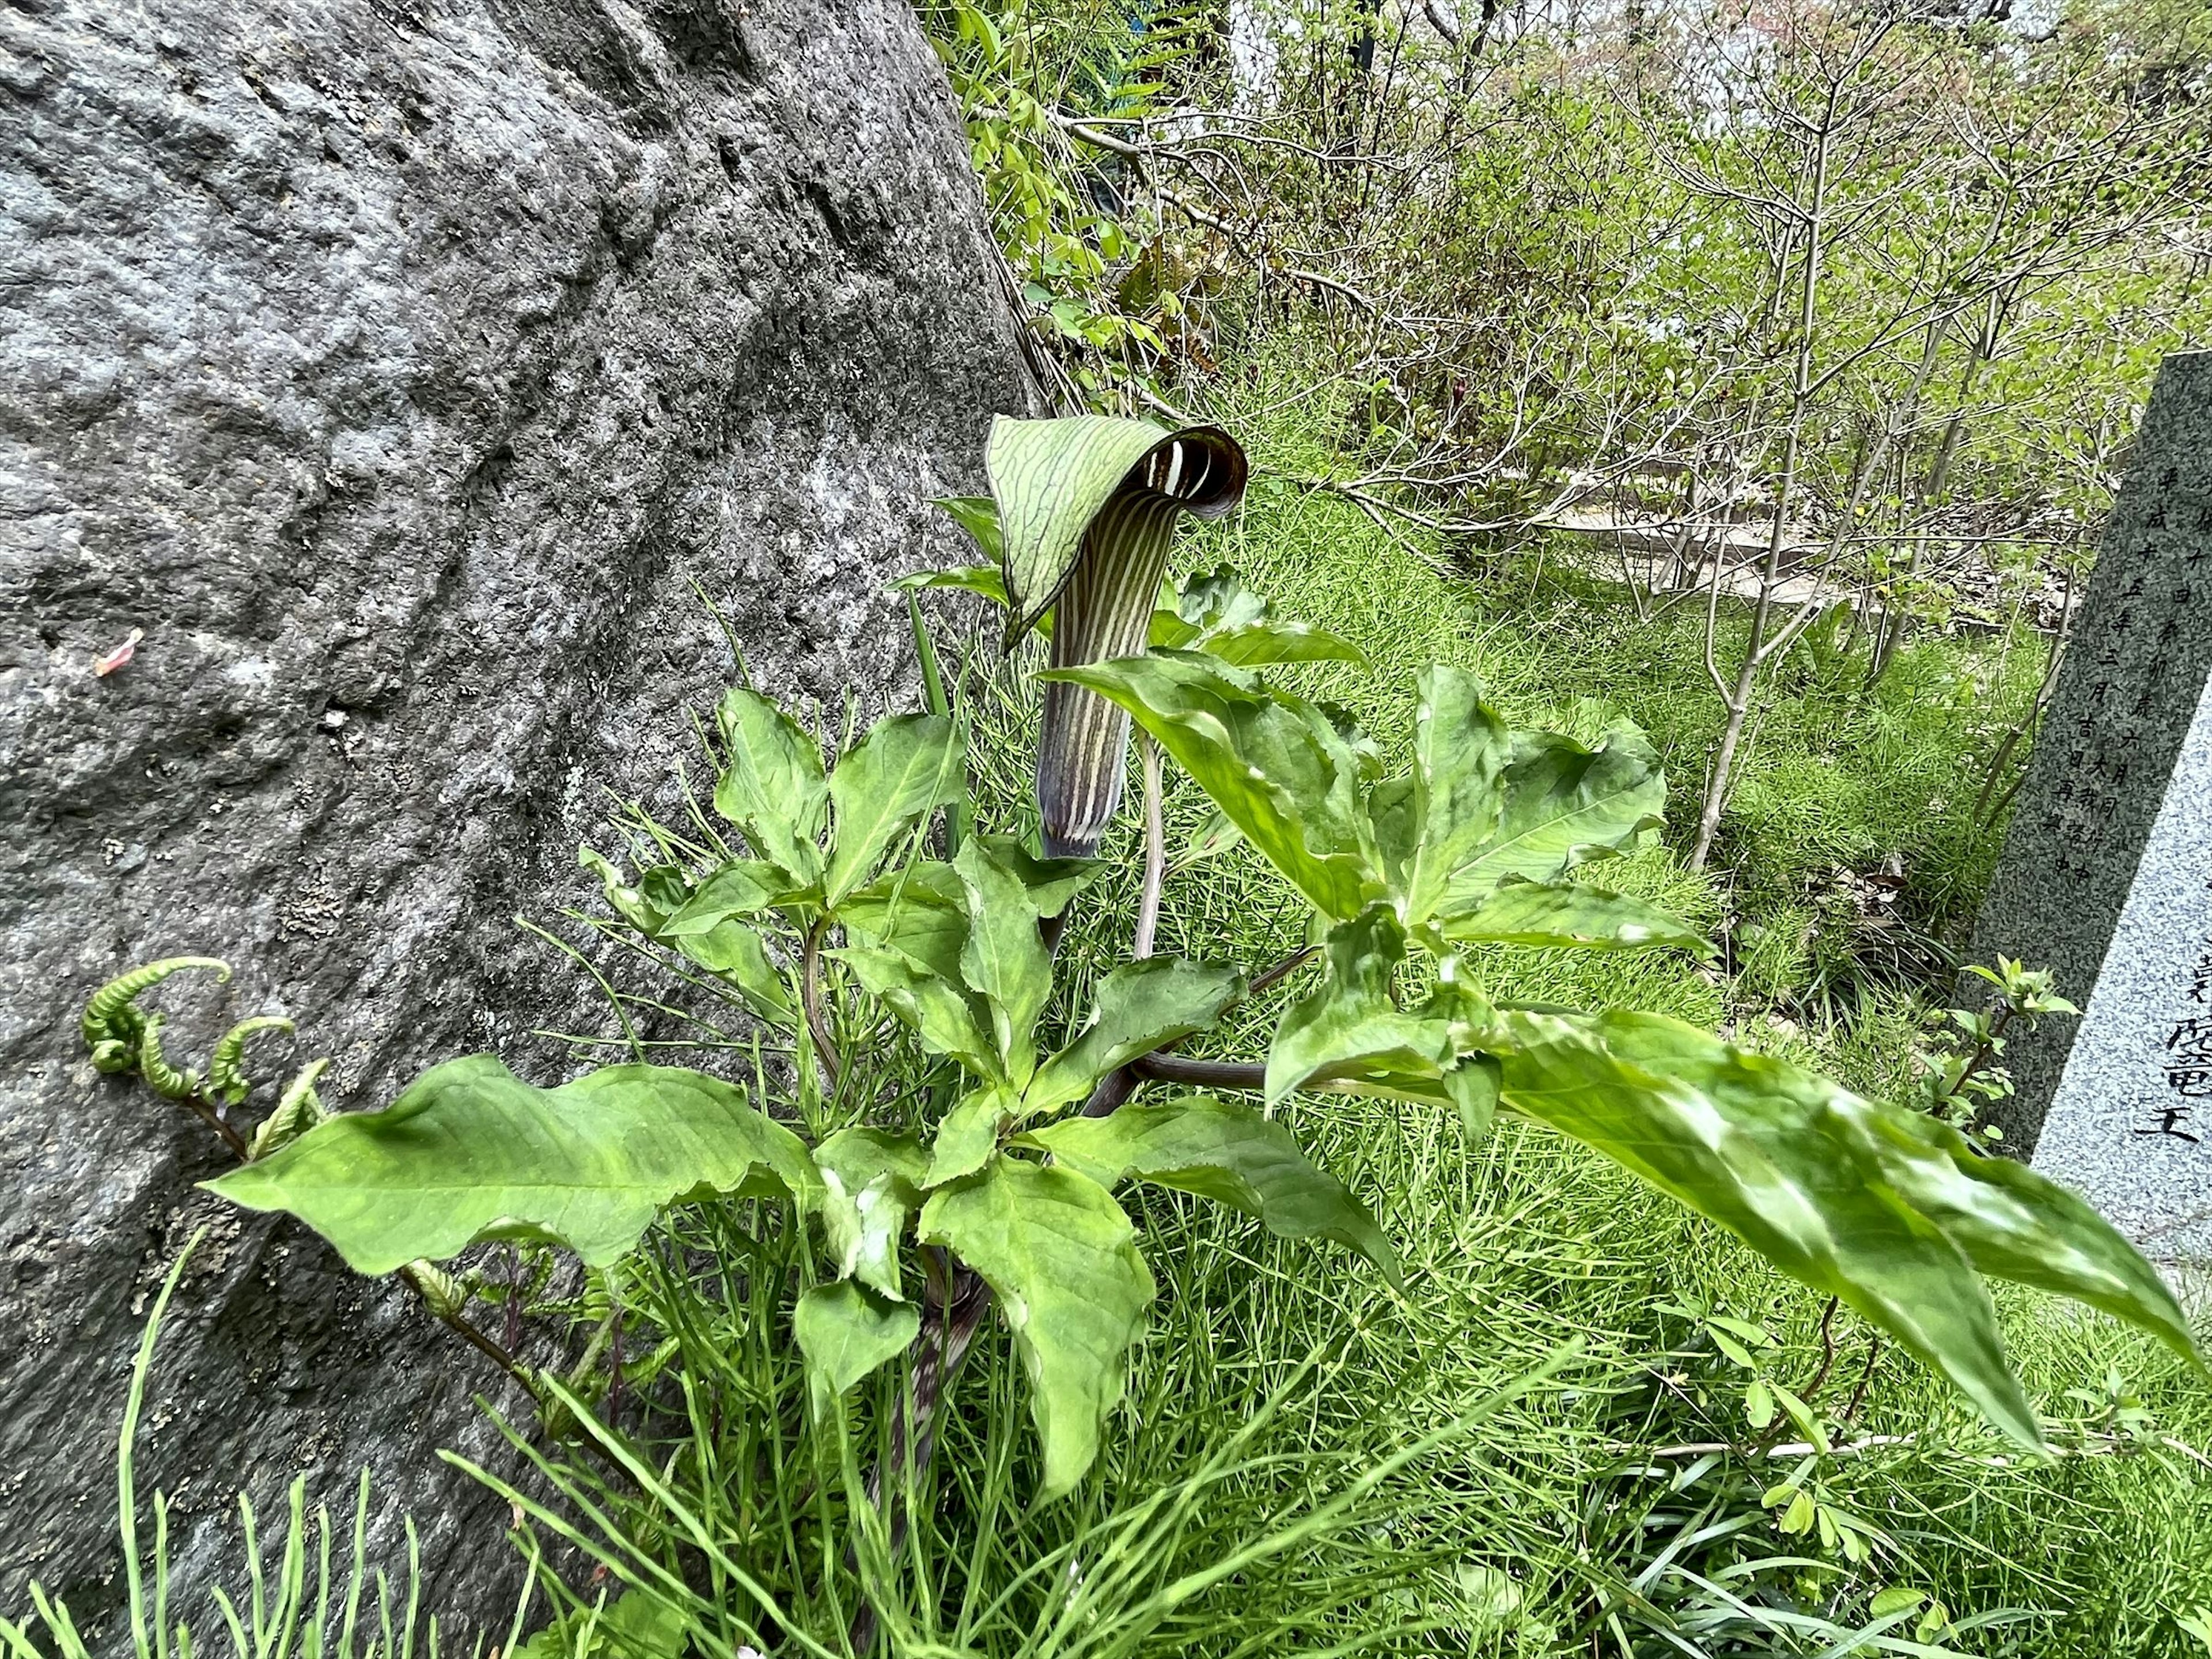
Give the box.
[925,366,2211,1652]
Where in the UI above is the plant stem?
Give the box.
[1132,1054,1267,1090]
[1132,732,1165,960]
[184,1092,253,1161]
[850,1256,993,1656]
[801,918,841,1092]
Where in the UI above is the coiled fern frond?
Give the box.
[209,1017,296,1105]
[81,957,231,1073]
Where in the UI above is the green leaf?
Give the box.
[974,833,1103,919]
[954,838,1053,1088]
[925,495,1006,571]
[919,1158,1155,1500]
[714,688,827,882]
[1201,620,1370,669]
[987,415,1245,639]
[840,861,971,982]
[1028,956,1248,1114]
[1152,566,1368,668]
[815,1127,930,1299]
[1439,725,1665,906]
[795,1282,920,1416]
[579,847,675,935]
[895,561,1016,609]
[1046,653,1380,919]
[833,946,1001,1080]
[1022,1096,1400,1289]
[669,920,794,1021]
[206,1055,819,1274]
[1266,906,1460,1109]
[824,712,965,905]
[1860,1103,2200,1373]
[658,861,795,936]
[1437,877,1712,955]
[1398,665,1510,921]
[927,1086,1017,1187]
[1493,1009,2050,1446]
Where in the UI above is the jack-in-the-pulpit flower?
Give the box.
[987,415,1247,855]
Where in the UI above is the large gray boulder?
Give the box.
[0,0,1034,1635]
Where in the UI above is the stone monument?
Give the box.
[1968,350,2212,1260]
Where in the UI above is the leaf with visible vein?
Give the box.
[920,1159,1155,1500]
[832,946,1001,1081]
[670,920,793,1021]
[1399,665,1510,922]
[1046,653,1380,919]
[953,838,1053,1088]
[824,712,965,904]
[713,688,827,882]
[1438,877,1712,955]
[1440,725,1665,905]
[1267,905,1460,1109]
[839,861,971,982]
[794,1282,919,1416]
[1022,1096,1400,1289]
[1028,956,1247,1114]
[927,1086,1016,1187]
[207,1056,819,1274]
[658,861,796,937]
[1493,1009,2048,1447]
[815,1127,930,1299]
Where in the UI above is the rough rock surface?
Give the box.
[0,0,1033,1634]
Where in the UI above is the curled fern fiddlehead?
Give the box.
[136,1015,202,1102]
[80,957,232,1074]
[209,1016,296,1105]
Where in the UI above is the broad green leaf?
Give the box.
[1047,653,1380,919]
[927,1085,1017,1187]
[925,494,1006,570]
[1149,567,1367,668]
[832,946,1001,1080]
[1200,620,1370,669]
[840,861,971,982]
[670,920,793,1021]
[1863,1105,2199,1370]
[1267,906,1460,1108]
[974,834,1103,918]
[815,1127,930,1299]
[953,839,1053,1088]
[1028,956,1248,1114]
[206,1055,819,1274]
[1493,1010,2044,1447]
[1022,1096,1400,1289]
[714,688,827,882]
[824,712,965,904]
[1438,877,1712,955]
[1399,665,1510,923]
[986,416,1244,639]
[920,1159,1156,1500]
[658,861,794,937]
[794,1282,919,1416]
[1440,725,1664,906]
